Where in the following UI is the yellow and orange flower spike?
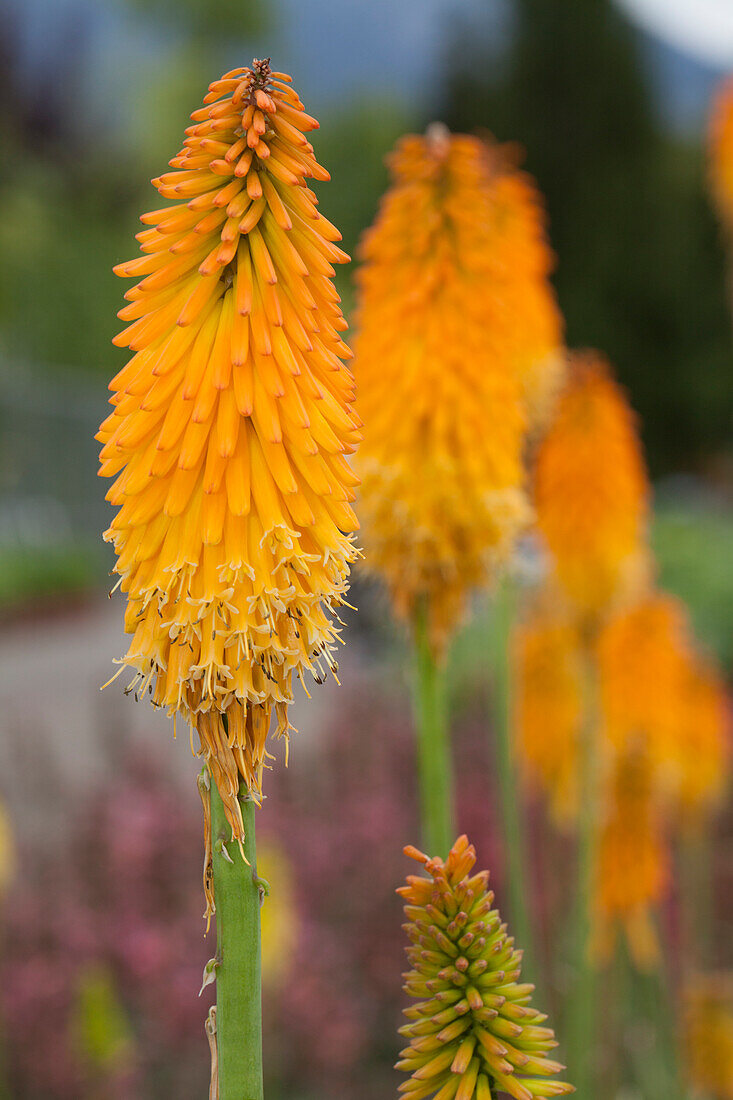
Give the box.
[673,656,730,825]
[516,584,730,837]
[97,60,361,841]
[710,77,733,232]
[596,590,730,820]
[355,128,531,654]
[593,745,668,969]
[512,608,583,825]
[596,592,691,765]
[397,835,574,1100]
[487,146,565,429]
[534,353,649,624]
[685,974,733,1099]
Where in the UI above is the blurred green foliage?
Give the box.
[0,167,130,368]
[126,0,269,39]
[440,0,733,475]
[0,1,268,373]
[0,544,99,611]
[653,502,733,668]
[315,101,415,262]
[0,4,413,377]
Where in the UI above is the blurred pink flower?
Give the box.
[0,681,506,1099]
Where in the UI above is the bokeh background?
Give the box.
[0,0,731,1096]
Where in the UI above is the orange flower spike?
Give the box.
[355,128,530,654]
[684,974,733,1099]
[710,77,733,231]
[398,836,574,1099]
[596,593,692,763]
[593,746,668,970]
[485,149,565,429]
[98,59,361,843]
[674,656,730,824]
[534,353,649,622]
[512,609,583,825]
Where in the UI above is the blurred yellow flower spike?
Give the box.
[355,128,561,654]
[513,608,583,825]
[513,584,729,969]
[397,835,574,1100]
[710,77,733,232]
[485,144,565,431]
[592,745,667,970]
[598,592,730,821]
[98,60,361,842]
[534,353,649,625]
[597,592,692,760]
[685,973,733,1100]
[0,805,16,897]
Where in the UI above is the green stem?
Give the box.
[413,604,456,858]
[211,782,264,1100]
[613,939,633,1092]
[680,825,714,974]
[566,637,600,1096]
[615,926,685,1100]
[487,582,536,976]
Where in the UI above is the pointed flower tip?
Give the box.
[398,834,573,1098]
[403,844,429,864]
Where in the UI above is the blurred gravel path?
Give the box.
[0,596,361,847]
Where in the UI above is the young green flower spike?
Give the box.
[397,836,574,1100]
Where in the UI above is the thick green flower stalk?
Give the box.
[397,835,574,1100]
